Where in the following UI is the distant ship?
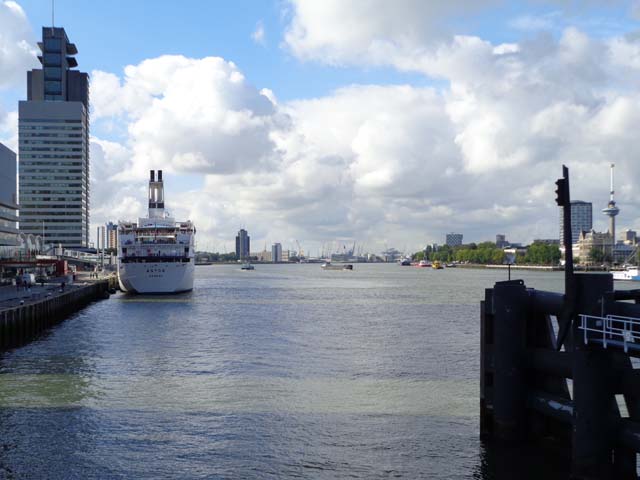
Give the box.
[117,170,196,294]
[321,262,353,271]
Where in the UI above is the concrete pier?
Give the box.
[0,277,114,351]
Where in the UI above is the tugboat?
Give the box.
[432,260,444,270]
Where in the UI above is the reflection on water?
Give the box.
[0,265,573,478]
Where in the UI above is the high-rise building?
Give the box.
[495,234,508,248]
[19,27,90,248]
[235,228,250,260]
[0,143,19,247]
[271,242,282,263]
[559,201,592,245]
[623,229,637,246]
[446,233,463,247]
[106,221,117,249]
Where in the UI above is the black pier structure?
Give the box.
[480,166,640,479]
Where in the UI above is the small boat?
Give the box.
[398,258,411,266]
[240,263,255,270]
[432,261,444,270]
[612,267,640,281]
[321,262,353,271]
[416,260,430,267]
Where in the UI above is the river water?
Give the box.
[0,264,583,478]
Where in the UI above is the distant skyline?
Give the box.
[2,1,640,253]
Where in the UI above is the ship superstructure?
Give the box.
[117,170,195,293]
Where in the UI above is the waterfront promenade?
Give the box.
[0,273,113,311]
[0,274,114,351]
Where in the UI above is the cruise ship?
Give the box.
[117,170,196,293]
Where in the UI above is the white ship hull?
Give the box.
[612,268,640,281]
[118,260,195,294]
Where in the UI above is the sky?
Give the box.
[2,0,640,255]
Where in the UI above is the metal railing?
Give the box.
[579,314,640,352]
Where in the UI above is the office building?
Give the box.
[271,242,282,263]
[106,221,117,249]
[495,234,508,248]
[623,229,637,246]
[19,26,90,247]
[235,228,250,260]
[0,143,19,247]
[446,233,463,247]
[559,201,592,245]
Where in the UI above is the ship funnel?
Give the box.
[148,169,165,218]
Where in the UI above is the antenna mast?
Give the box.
[610,163,615,202]
[51,0,55,34]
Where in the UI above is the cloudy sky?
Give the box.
[1,0,640,255]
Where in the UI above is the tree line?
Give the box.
[413,241,561,266]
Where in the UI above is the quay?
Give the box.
[480,167,640,479]
[0,274,116,351]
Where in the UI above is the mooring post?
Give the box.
[571,273,614,480]
[492,279,529,441]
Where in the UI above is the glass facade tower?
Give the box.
[235,229,250,260]
[19,27,90,248]
[559,200,592,245]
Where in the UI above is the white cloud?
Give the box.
[0,109,18,151]
[283,0,497,67]
[89,29,640,251]
[78,3,640,251]
[91,55,282,181]
[0,1,38,89]
[509,13,559,31]
[252,20,266,45]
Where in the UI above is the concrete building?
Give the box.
[235,229,250,260]
[251,250,271,262]
[575,230,612,264]
[446,233,463,247]
[19,27,90,248]
[623,229,637,246]
[559,201,592,245]
[106,221,117,249]
[495,234,508,248]
[271,243,282,263]
[0,143,19,247]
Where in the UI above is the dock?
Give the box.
[480,166,640,479]
[0,275,116,351]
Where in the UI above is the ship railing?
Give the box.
[578,313,640,353]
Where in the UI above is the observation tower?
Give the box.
[602,163,620,251]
